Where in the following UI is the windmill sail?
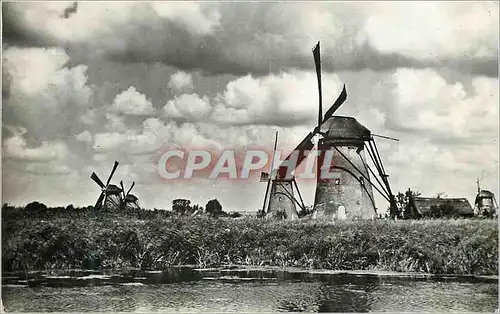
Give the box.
[275,85,347,179]
[313,42,322,128]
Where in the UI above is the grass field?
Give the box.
[2,208,498,275]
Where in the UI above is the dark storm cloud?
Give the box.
[3,2,497,78]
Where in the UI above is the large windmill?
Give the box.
[90,161,123,210]
[120,180,140,210]
[261,42,398,220]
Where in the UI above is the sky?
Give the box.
[1,1,499,213]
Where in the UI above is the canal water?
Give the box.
[2,267,498,312]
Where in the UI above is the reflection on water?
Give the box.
[2,268,498,312]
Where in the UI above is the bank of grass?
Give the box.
[2,213,497,275]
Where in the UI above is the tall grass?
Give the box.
[2,212,497,275]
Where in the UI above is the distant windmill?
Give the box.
[90,161,122,210]
[474,176,498,218]
[120,180,140,210]
[260,131,302,220]
[261,41,398,221]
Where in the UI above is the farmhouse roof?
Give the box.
[413,197,474,216]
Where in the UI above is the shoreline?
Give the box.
[3,265,498,282]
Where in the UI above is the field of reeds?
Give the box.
[2,206,498,276]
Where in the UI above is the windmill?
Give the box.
[90,161,123,210]
[120,180,140,210]
[261,41,398,221]
[260,131,303,220]
[474,176,498,218]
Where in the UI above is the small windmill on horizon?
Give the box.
[120,180,140,210]
[90,161,122,210]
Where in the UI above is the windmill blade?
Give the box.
[126,182,135,197]
[262,179,272,213]
[106,161,119,186]
[372,133,399,142]
[273,131,279,156]
[94,192,105,209]
[91,172,105,189]
[313,42,322,129]
[120,180,125,199]
[322,84,347,123]
[269,131,279,178]
[276,134,315,180]
[262,131,279,213]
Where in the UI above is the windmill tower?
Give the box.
[313,117,376,220]
[120,180,140,210]
[90,161,123,210]
[261,42,398,221]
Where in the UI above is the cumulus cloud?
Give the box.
[162,70,344,126]
[104,113,127,132]
[163,93,212,121]
[93,132,129,153]
[379,69,498,143]
[2,46,93,143]
[2,47,70,96]
[4,135,69,162]
[168,71,194,93]
[110,86,156,116]
[212,70,343,126]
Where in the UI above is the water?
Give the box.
[2,267,498,312]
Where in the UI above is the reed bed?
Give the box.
[2,211,497,275]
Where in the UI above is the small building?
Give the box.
[408,197,474,218]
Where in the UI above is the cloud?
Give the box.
[4,135,69,162]
[2,47,70,96]
[151,2,221,35]
[364,2,498,60]
[104,113,127,132]
[93,132,129,153]
[383,69,498,143]
[212,70,343,126]
[75,130,93,143]
[3,2,497,76]
[110,86,156,116]
[168,71,194,93]
[163,93,212,121]
[2,46,93,143]
[24,162,73,175]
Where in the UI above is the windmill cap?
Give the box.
[125,194,139,202]
[106,184,122,195]
[478,190,495,197]
[322,116,371,142]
